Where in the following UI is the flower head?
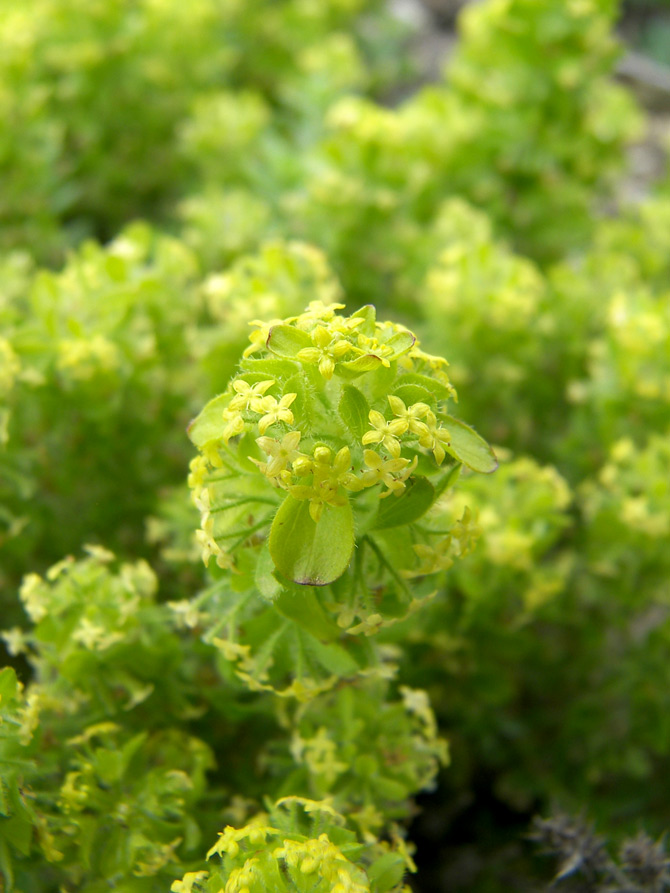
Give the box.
[222,409,245,443]
[254,393,297,435]
[387,395,430,436]
[228,379,276,412]
[418,411,451,465]
[361,410,406,458]
[256,431,303,478]
[289,444,354,521]
[296,326,354,379]
[360,450,414,496]
[244,318,284,358]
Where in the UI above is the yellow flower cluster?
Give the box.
[361,396,451,465]
[296,324,355,380]
[222,378,297,443]
[272,835,369,893]
[405,507,481,578]
[189,302,461,570]
[188,456,236,570]
[207,820,278,860]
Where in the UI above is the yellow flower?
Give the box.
[256,431,303,477]
[244,318,284,357]
[289,445,353,522]
[329,315,365,337]
[355,334,393,367]
[195,527,234,570]
[254,393,297,434]
[360,450,413,495]
[361,410,406,458]
[228,379,275,411]
[418,411,451,464]
[222,409,245,443]
[295,300,345,324]
[408,539,455,577]
[170,870,209,893]
[311,445,351,487]
[387,396,430,436]
[296,326,354,380]
[187,455,208,490]
[202,442,224,468]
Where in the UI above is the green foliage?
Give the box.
[0,235,342,613]
[269,683,448,830]
[0,224,201,603]
[171,0,642,307]
[0,0,406,263]
[444,0,643,260]
[417,199,553,451]
[0,553,211,890]
[171,799,414,893]
[0,550,291,890]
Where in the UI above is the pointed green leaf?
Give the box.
[255,546,284,601]
[275,587,342,642]
[0,668,19,703]
[240,357,299,377]
[443,416,498,473]
[283,372,314,429]
[351,304,376,336]
[373,476,435,529]
[269,495,354,586]
[395,373,452,402]
[385,330,415,359]
[392,383,434,408]
[338,386,370,440]
[266,325,312,358]
[0,837,15,890]
[306,635,360,675]
[187,393,228,448]
[368,852,406,892]
[336,355,383,379]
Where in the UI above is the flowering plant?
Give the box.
[186,302,496,695]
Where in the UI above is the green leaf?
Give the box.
[384,330,415,359]
[305,635,360,676]
[442,416,498,473]
[373,476,435,529]
[255,546,283,601]
[0,838,14,891]
[187,394,227,448]
[284,372,315,429]
[351,304,376,336]
[269,496,354,586]
[266,325,312,358]
[274,587,342,642]
[368,852,407,892]
[0,668,19,704]
[240,357,299,377]
[392,383,434,408]
[338,386,370,440]
[0,786,33,855]
[395,373,452,402]
[336,355,383,379]
[374,776,408,801]
[434,462,462,499]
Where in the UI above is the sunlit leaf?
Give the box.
[269,496,354,586]
[443,416,497,473]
